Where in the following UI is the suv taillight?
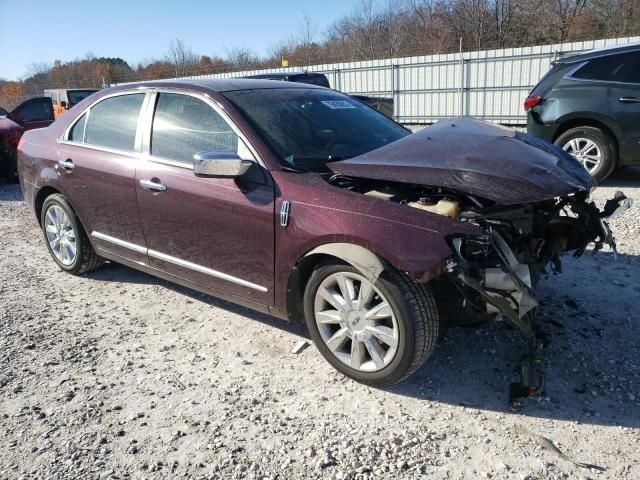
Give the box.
[524,96,543,112]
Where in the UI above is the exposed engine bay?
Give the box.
[330,174,631,330]
[329,174,633,399]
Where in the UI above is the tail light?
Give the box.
[524,96,543,112]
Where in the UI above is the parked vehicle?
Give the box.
[525,43,640,181]
[0,97,54,182]
[245,72,395,118]
[245,72,331,87]
[43,88,99,119]
[18,80,628,387]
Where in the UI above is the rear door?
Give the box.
[9,97,54,130]
[57,92,149,264]
[135,91,275,304]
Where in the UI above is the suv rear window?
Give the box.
[621,58,640,83]
[571,52,639,82]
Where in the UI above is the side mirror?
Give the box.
[60,101,68,109]
[193,151,253,178]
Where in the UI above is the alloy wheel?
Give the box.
[313,272,399,372]
[562,137,602,174]
[44,205,77,266]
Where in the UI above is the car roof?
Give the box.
[44,88,99,92]
[556,42,640,65]
[112,78,325,93]
[247,72,326,78]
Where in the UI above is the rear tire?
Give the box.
[40,194,103,275]
[303,262,439,387]
[554,126,616,182]
[1,149,19,183]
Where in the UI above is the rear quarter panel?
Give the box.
[18,127,68,220]
[531,79,623,142]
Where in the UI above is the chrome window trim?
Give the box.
[59,88,152,146]
[91,231,268,293]
[57,140,143,159]
[58,86,266,170]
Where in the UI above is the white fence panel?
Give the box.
[119,36,639,125]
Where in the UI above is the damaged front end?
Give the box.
[447,192,622,340]
[331,172,632,398]
[327,118,634,398]
[445,190,631,398]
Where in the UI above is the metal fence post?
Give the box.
[392,64,399,121]
[459,52,465,117]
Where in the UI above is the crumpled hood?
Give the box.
[328,118,594,204]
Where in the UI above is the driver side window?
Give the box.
[151,93,241,164]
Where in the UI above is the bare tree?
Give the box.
[544,0,590,42]
[225,47,260,70]
[165,39,198,77]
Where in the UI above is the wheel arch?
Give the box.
[552,117,619,161]
[34,186,62,226]
[285,242,389,323]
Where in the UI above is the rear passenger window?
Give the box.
[151,93,238,164]
[572,53,637,82]
[622,58,640,83]
[68,113,87,142]
[85,94,145,151]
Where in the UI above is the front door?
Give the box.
[135,92,275,304]
[56,92,148,264]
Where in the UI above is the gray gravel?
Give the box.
[1,169,639,479]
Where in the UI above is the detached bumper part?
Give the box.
[446,190,633,402]
[449,231,537,341]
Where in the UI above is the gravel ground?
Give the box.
[1,169,639,480]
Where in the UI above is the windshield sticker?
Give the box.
[321,100,356,109]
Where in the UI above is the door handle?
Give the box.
[139,178,167,192]
[619,97,640,103]
[58,159,75,170]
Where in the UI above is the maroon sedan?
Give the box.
[17,80,628,388]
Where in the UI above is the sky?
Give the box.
[0,0,355,81]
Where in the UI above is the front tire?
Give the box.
[554,126,616,182]
[303,262,439,387]
[40,194,103,275]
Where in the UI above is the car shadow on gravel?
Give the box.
[389,252,640,429]
[85,262,308,338]
[599,166,640,188]
[88,253,639,429]
[6,182,636,428]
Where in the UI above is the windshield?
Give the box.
[222,88,409,172]
[68,90,98,104]
[0,106,7,116]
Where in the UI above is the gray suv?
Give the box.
[526,44,640,181]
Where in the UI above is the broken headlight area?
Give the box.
[446,191,631,334]
[443,191,631,400]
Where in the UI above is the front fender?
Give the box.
[304,242,386,284]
